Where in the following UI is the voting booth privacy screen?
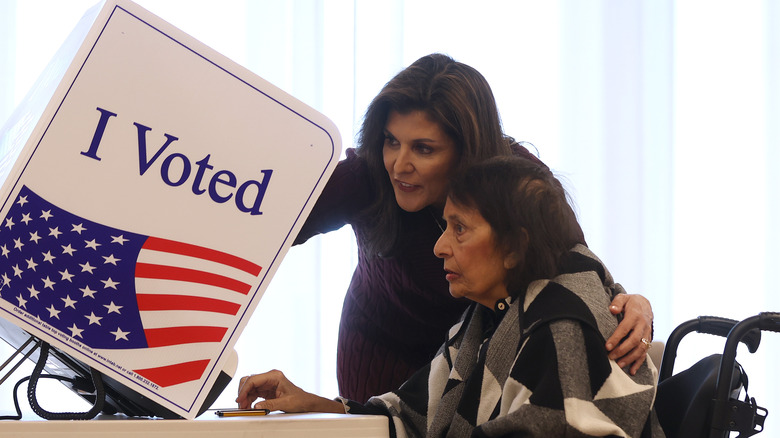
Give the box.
[0,0,340,419]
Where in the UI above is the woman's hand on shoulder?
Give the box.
[605,294,654,375]
[236,370,346,413]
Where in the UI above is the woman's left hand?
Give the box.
[605,294,654,375]
[236,370,345,413]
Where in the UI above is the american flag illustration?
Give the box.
[0,186,261,387]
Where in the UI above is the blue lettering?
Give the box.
[236,170,273,215]
[134,122,179,175]
[80,113,273,215]
[209,169,237,203]
[192,155,214,195]
[81,107,118,161]
[160,153,191,187]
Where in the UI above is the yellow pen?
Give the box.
[215,409,270,417]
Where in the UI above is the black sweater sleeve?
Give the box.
[294,148,374,245]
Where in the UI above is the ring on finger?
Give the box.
[640,338,652,349]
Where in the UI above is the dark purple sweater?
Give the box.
[294,147,539,403]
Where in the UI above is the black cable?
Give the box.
[25,342,106,420]
[0,374,75,420]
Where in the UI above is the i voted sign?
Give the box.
[0,0,340,419]
[82,107,275,216]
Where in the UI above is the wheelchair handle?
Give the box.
[756,311,780,333]
[698,317,761,352]
[658,316,761,382]
[714,312,780,402]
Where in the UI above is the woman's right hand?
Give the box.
[236,370,345,414]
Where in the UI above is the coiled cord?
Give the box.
[24,342,106,420]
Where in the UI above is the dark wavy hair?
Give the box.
[447,156,585,294]
[356,53,513,256]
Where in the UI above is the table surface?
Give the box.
[0,411,390,438]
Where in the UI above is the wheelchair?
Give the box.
[655,312,780,438]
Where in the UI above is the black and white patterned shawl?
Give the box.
[344,244,665,437]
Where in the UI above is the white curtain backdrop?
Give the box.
[1,1,777,434]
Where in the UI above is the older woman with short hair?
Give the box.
[238,156,664,437]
